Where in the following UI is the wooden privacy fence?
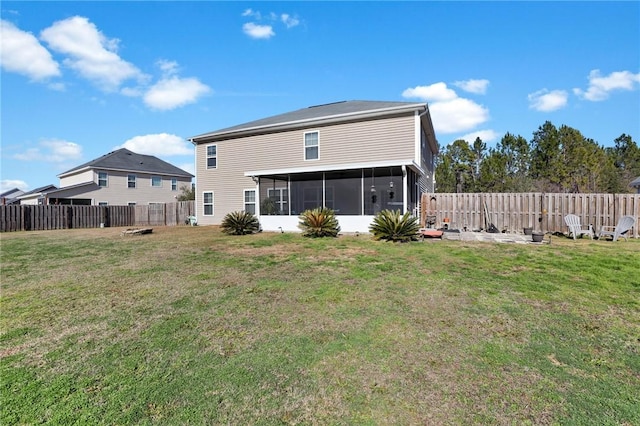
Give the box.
[421,193,640,238]
[0,201,195,232]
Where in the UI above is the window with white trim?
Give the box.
[128,174,136,188]
[98,172,108,187]
[207,145,217,169]
[244,189,256,214]
[203,192,214,216]
[268,188,289,214]
[171,178,178,191]
[304,131,319,160]
[151,176,162,187]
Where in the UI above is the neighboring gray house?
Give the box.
[18,148,193,206]
[15,185,58,205]
[0,188,25,205]
[189,100,439,232]
[631,176,640,194]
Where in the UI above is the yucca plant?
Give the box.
[298,207,340,238]
[369,209,420,242]
[220,211,260,235]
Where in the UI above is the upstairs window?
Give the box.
[207,145,217,169]
[304,132,319,160]
[171,178,178,191]
[151,176,162,187]
[128,174,136,188]
[98,172,108,187]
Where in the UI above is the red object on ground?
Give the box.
[420,229,443,238]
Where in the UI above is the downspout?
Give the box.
[188,137,198,220]
[402,165,408,214]
[416,106,429,217]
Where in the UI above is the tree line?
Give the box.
[434,121,640,194]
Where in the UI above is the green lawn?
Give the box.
[1,226,639,425]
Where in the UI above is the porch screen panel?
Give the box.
[325,170,362,215]
[259,176,288,215]
[290,173,323,215]
[364,167,404,215]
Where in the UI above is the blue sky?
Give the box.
[2,1,639,193]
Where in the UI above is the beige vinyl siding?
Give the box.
[62,171,190,205]
[59,170,94,187]
[195,113,419,225]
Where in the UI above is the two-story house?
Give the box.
[190,100,439,233]
[19,148,194,206]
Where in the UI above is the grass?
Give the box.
[1,226,639,425]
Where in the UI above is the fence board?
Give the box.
[421,193,639,238]
[0,202,195,232]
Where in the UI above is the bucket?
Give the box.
[523,227,533,235]
[532,232,544,243]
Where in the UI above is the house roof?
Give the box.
[17,184,58,198]
[0,188,25,198]
[44,182,98,195]
[630,176,640,188]
[58,148,194,178]
[190,100,427,142]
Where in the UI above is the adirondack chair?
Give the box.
[564,214,593,240]
[598,215,636,242]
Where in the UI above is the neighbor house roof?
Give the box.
[58,148,194,178]
[630,176,640,188]
[190,100,427,142]
[0,188,25,199]
[17,184,58,199]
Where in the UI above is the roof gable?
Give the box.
[191,100,426,141]
[19,184,58,197]
[58,148,194,178]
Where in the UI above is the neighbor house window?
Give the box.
[128,174,136,188]
[207,145,217,169]
[128,202,136,206]
[98,202,108,206]
[244,190,256,214]
[151,176,162,187]
[203,192,214,215]
[171,178,177,191]
[98,172,108,187]
[304,132,319,160]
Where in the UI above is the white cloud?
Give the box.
[116,133,193,156]
[457,130,500,145]
[402,82,490,134]
[143,76,211,110]
[40,16,146,92]
[157,59,179,76]
[528,89,568,112]
[13,139,82,163]
[242,9,261,19]
[1,180,29,192]
[402,83,457,102]
[573,69,640,101]
[0,20,60,80]
[281,14,300,28]
[243,22,275,39]
[453,79,489,95]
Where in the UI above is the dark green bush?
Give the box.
[298,207,340,238]
[220,211,260,235]
[369,209,420,242]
